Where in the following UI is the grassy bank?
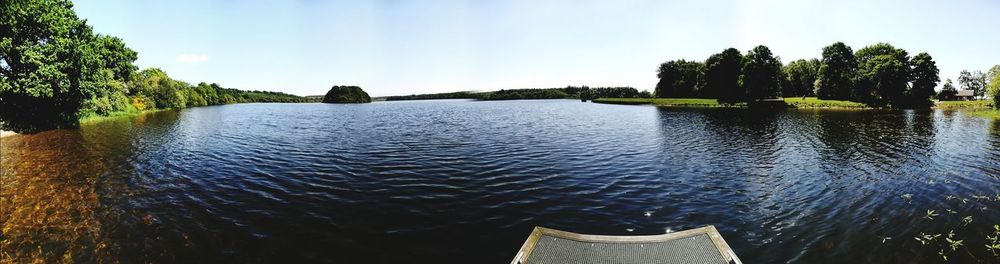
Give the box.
[79,109,170,124]
[782,97,868,108]
[934,100,994,110]
[933,100,999,119]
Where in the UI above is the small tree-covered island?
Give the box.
[322,86,372,104]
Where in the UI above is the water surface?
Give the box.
[2,100,999,263]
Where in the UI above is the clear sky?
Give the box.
[74,0,999,97]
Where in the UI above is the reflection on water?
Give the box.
[1,101,999,263]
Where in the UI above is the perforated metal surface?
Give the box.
[524,234,729,264]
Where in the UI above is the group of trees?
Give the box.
[654,42,942,108]
[574,86,648,101]
[0,0,311,133]
[380,86,649,101]
[475,86,648,101]
[384,91,478,101]
[479,88,571,100]
[322,85,371,103]
[944,66,1000,103]
[655,46,789,105]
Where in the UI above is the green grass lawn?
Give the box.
[934,100,994,110]
[781,97,867,108]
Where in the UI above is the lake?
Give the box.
[2,99,999,263]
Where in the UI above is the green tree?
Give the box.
[739,45,783,102]
[0,0,137,132]
[958,70,986,98]
[322,85,371,103]
[855,43,910,107]
[783,58,821,98]
[937,79,957,101]
[908,52,939,107]
[816,42,857,100]
[703,48,743,104]
[988,70,1000,108]
[654,60,703,98]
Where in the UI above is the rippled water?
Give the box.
[2,100,1000,263]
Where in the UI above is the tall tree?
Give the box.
[783,58,821,98]
[816,42,857,100]
[703,48,743,104]
[855,43,910,107]
[739,45,783,102]
[908,52,939,107]
[654,60,703,98]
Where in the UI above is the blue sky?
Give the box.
[74,0,1000,96]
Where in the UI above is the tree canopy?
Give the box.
[654,60,703,98]
[908,52,939,107]
[322,86,372,103]
[783,58,820,98]
[703,48,743,104]
[740,45,783,102]
[0,0,315,133]
[855,43,911,107]
[815,42,857,100]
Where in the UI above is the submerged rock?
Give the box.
[322,86,372,103]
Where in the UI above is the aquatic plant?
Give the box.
[925,210,939,220]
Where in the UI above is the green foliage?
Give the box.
[740,45,783,102]
[855,43,910,107]
[479,88,568,100]
[908,52,939,107]
[322,85,371,103]
[988,65,1000,109]
[783,58,821,98]
[958,70,987,98]
[654,60,703,98]
[384,91,478,101]
[938,79,958,101]
[573,86,642,101]
[816,42,858,100]
[704,48,743,104]
[0,0,133,132]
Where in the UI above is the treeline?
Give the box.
[478,86,649,101]
[479,88,571,100]
[384,91,479,101]
[655,42,942,108]
[0,0,312,133]
[937,66,1000,102]
[126,68,312,112]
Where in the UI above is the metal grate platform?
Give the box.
[511,226,741,264]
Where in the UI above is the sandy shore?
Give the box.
[1,130,17,138]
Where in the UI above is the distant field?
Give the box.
[934,100,994,110]
[781,97,867,108]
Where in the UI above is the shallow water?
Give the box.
[2,100,999,263]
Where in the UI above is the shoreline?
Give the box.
[1,130,17,138]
